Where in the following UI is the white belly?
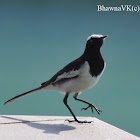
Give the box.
[43,62,106,94]
[59,74,100,94]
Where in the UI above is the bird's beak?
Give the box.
[102,35,108,39]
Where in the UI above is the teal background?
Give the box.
[0,0,140,137]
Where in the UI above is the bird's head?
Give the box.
[86,34,107,50]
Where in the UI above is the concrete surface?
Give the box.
[0,115,139,140]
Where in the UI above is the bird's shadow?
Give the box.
[1,116,76,135]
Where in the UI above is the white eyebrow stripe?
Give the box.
[87,34,104,40]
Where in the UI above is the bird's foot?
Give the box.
[65,119,93,124]
[81,104,102,115]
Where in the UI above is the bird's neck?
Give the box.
[82,46,104,77]
[83,46,102,61]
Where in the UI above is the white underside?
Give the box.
[42,61,106,94]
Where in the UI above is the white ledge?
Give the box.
[0,115,139,140]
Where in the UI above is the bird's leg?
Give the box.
[63,93,92,123]
[73,93,102,115]
[63,93,79,122]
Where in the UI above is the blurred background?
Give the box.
[0,0,140,137]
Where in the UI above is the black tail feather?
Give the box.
[4,86,42,105]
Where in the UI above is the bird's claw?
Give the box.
[65,119,93,124]
[81,104,102,115]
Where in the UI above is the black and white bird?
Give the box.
[4,34,107,123]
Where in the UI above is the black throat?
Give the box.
[82,45,105,77]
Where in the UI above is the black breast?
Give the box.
[88,58,105,77]
[85,52,105,77]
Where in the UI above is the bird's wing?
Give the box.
[41,56,85,87]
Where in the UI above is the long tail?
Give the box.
[4,86,43,105]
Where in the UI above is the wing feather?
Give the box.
[41,56,85,87]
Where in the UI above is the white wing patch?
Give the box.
[53,61,89,84]
[54,69,80,83]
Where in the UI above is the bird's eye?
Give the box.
[90,39,93,42]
